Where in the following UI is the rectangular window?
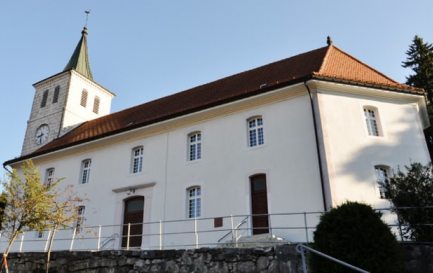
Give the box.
[364,108,380,136]
[131,146,144,174]
[80,159,91,184]
[52,86,60,104]
[93,96,100,114]
[248,117,264,147]
[40,90,49,108]
[375,166,390,199]
[80,90,88,107]
[76,206,85,233]
[188,187,201,218]
[45,168,55,186]
[188,132,202,161]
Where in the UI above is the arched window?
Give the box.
[188,132,202,161]
[374,165,390,199]
[52,86,60,104]
[187,186,201,218]
[40,89,49,108]
[80,89,88,107]
[131,146,144,174]
[363,106,381,136]
[93,96,100,114]
[80,159,91,184]
[247,116,264,147]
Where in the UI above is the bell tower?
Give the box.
[21,27,115,156]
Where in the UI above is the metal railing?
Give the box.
[0,207,430,253]
[296,244,369,273]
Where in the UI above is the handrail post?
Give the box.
[396,209,404,241]
[303,212,309,243]
[194,217,199,249]
[19,233,24,253]
[268,214,272,236]
[44,230,52,252]
[159,220,163,250]
[126,223,131,250]
[230,215,235,245]
[97,225,102,251]
[299,245,308,273]
[70,228,76,251]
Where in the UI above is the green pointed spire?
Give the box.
[64,27,93,80]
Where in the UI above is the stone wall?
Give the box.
[6,245,302,273]
[5,243,433,273]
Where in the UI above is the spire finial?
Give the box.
[84,10,91,28]
[326,36,333,46]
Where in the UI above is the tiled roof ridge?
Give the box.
[320,45,400,84]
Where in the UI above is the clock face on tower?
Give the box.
[35,124,50,145]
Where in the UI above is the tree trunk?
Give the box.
[2,231,20,273]
[46,227,57,273]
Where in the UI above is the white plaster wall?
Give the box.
[316,87,430,208]
[63,71,113,128]
[8,88,325,250]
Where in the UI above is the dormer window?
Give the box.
[80,90,88,107]
[40,90,49,108]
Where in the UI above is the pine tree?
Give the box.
[402,35,433,104]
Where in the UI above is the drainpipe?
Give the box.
[304,81,328,211]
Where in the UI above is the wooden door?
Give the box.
[122,196,144,248]
[250,174,269,235]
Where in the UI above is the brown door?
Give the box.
[122,196,144,248]
[250,174,269,235]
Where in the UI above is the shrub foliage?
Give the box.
[311,202,402,273]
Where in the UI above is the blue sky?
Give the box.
[1,1,433,180]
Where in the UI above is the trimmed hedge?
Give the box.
[311,202,403,273]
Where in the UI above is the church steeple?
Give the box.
[63,27,93,80]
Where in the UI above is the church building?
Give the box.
[3,28,431,250]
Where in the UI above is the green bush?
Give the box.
[311,202,403,273]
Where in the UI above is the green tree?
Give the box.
[384,162,433,242]
[311,202,402,273]
[402,35,433,104]
[44,184,81,273]
[1,161,81,273]
[1,161,56,273]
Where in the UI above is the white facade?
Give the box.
[5,79,431,251]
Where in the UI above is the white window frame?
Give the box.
[44,168,55,185]
[188,132,202,161]
[80,159,91,184]
[375,165,390,199]
[131,146,144,174]
[363,106,381,137]
[247,116,264,147]
[187,186,201,218]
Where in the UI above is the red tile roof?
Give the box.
[4,45,424,165]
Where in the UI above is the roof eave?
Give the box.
[3,76,312,167]
[312,75,425,95]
